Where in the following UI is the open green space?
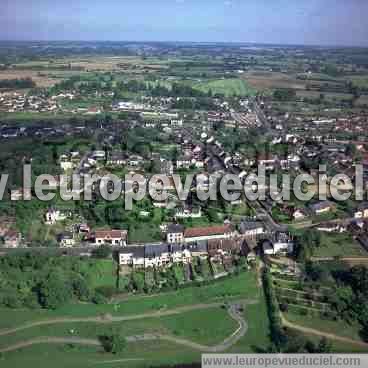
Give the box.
[284,309,363,342]
[193,78,256,97]
[0,270,268,368]
[0,341,200,368]
[314,233,367,257]
[0,306,238,349]
[0,271,258,329]
[227,291,272,353]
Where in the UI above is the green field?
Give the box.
[346,75,368,88]
[227,292,272,353]
[0,271,259,329]
[0,270,270,368]
[81,259,118,288]
[193,78,256,97]
[0,307,238,349]
[284,310,363,343]
[0,342,199,368]
[313,233,367,258]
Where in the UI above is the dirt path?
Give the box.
[0,337,101,353]
[0,303,252,354]
[281,314,368,349]
[0,300,257,337]
[0,303,223,336]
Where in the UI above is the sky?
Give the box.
[1,0,368,46]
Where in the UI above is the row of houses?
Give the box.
[119,237,242,269]
[59,229,128,248]
[166,224,235,244]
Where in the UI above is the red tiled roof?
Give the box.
[4,230,19,240]
[184,225,231,238]
[94,230,127,239]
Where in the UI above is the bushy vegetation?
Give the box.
[0,77,36,89]
[262,268,286,349]
[99,329,127,354]
[0,252,117,310]
[123,257,247,294]
[273,259,368,342]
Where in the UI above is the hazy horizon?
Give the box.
[1,0,368,47]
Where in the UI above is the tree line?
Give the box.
[0,77,36,89]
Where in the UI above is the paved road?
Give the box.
[0,302,255,353]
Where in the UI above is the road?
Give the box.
[0,301,255,353]
[248,199,288,232]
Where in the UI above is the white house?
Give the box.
[119,246,145,268]
[60,160,74,171]
[45,209,69,225]
[176,157,192,169]
[272,233,294,254]
[3,230,21,248]
[239,221,264,237]
[144,244,171,268]
[170,244,192,264]
[59,233,75,248]
[166,224,185,244]
[175,207,202,219]
[293,209,307,221]
[354,203,368,219]
[93,229,128,246]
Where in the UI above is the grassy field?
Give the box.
[0,342,200,368]
[296,90,353,101]
[81,259,118,288]
[0,299,270,367]
[0,69,60,87]
[0,270,267,368]
[0,307,238,349]
[313,233,367,258]
[241,71,305,91]
[227,291,272,353]
[356,95,368,106]
[284,309,363,342]
[0,271,259,329]
[346,75,368,88]
[193,78,256,96]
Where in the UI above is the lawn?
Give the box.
[80,259,118,288]
[346,75,368,88]
[313,233,367,258]
[0,306,238,350]
[0,341,200,368]
[226,290,272,353]
[128,222,163,243]
[0,271,259,329]
[284,310,363,342]
[0,271,265,368]
[193,78,256,97]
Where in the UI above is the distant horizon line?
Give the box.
[0,39,367,49]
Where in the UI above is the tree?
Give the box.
[317,337,332,353]
[100,330,127,354]
[130,272,145,293]
[273,89,296,101]
[72,277,92,301]
[37,274,73,309]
